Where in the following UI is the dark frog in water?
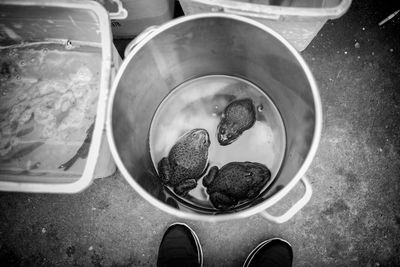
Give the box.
[217,98,256,146]
[158,128,210,196]
[203,162,271,209]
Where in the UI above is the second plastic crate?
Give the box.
[179,0,352,51]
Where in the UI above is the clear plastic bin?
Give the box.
[178,0,352,51]
[108,0,175,38]
[0,0,119,193]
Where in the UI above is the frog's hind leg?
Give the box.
[174,179,197,196]
[202,166,218,187]
[210,192,238,210]
[157,157,171,184]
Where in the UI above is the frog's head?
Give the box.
[217,122,239,146]
[185,128,210,150]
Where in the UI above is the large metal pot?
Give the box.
[107,13,322,223]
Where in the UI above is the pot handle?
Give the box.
[260,176,312,223]
[124,26,159,58]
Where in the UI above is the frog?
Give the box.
[203,161,271,209]
[217,98,256,146]
[157,128,211,196]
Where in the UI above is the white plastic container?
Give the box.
[0,0,119,193]
[178,0,352,51]
[110,0,175,38]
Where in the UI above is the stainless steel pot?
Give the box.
[107,13,322,223]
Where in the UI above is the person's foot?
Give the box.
[157,223,203,267]
[243,238,293,267]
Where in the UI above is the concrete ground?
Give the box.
[1,0,399,266]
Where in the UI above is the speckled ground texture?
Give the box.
[1,0,399,266]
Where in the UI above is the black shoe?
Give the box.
[157,223,203,267]
[243,238,293,267]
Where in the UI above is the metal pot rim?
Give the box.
[106,13,322,222]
